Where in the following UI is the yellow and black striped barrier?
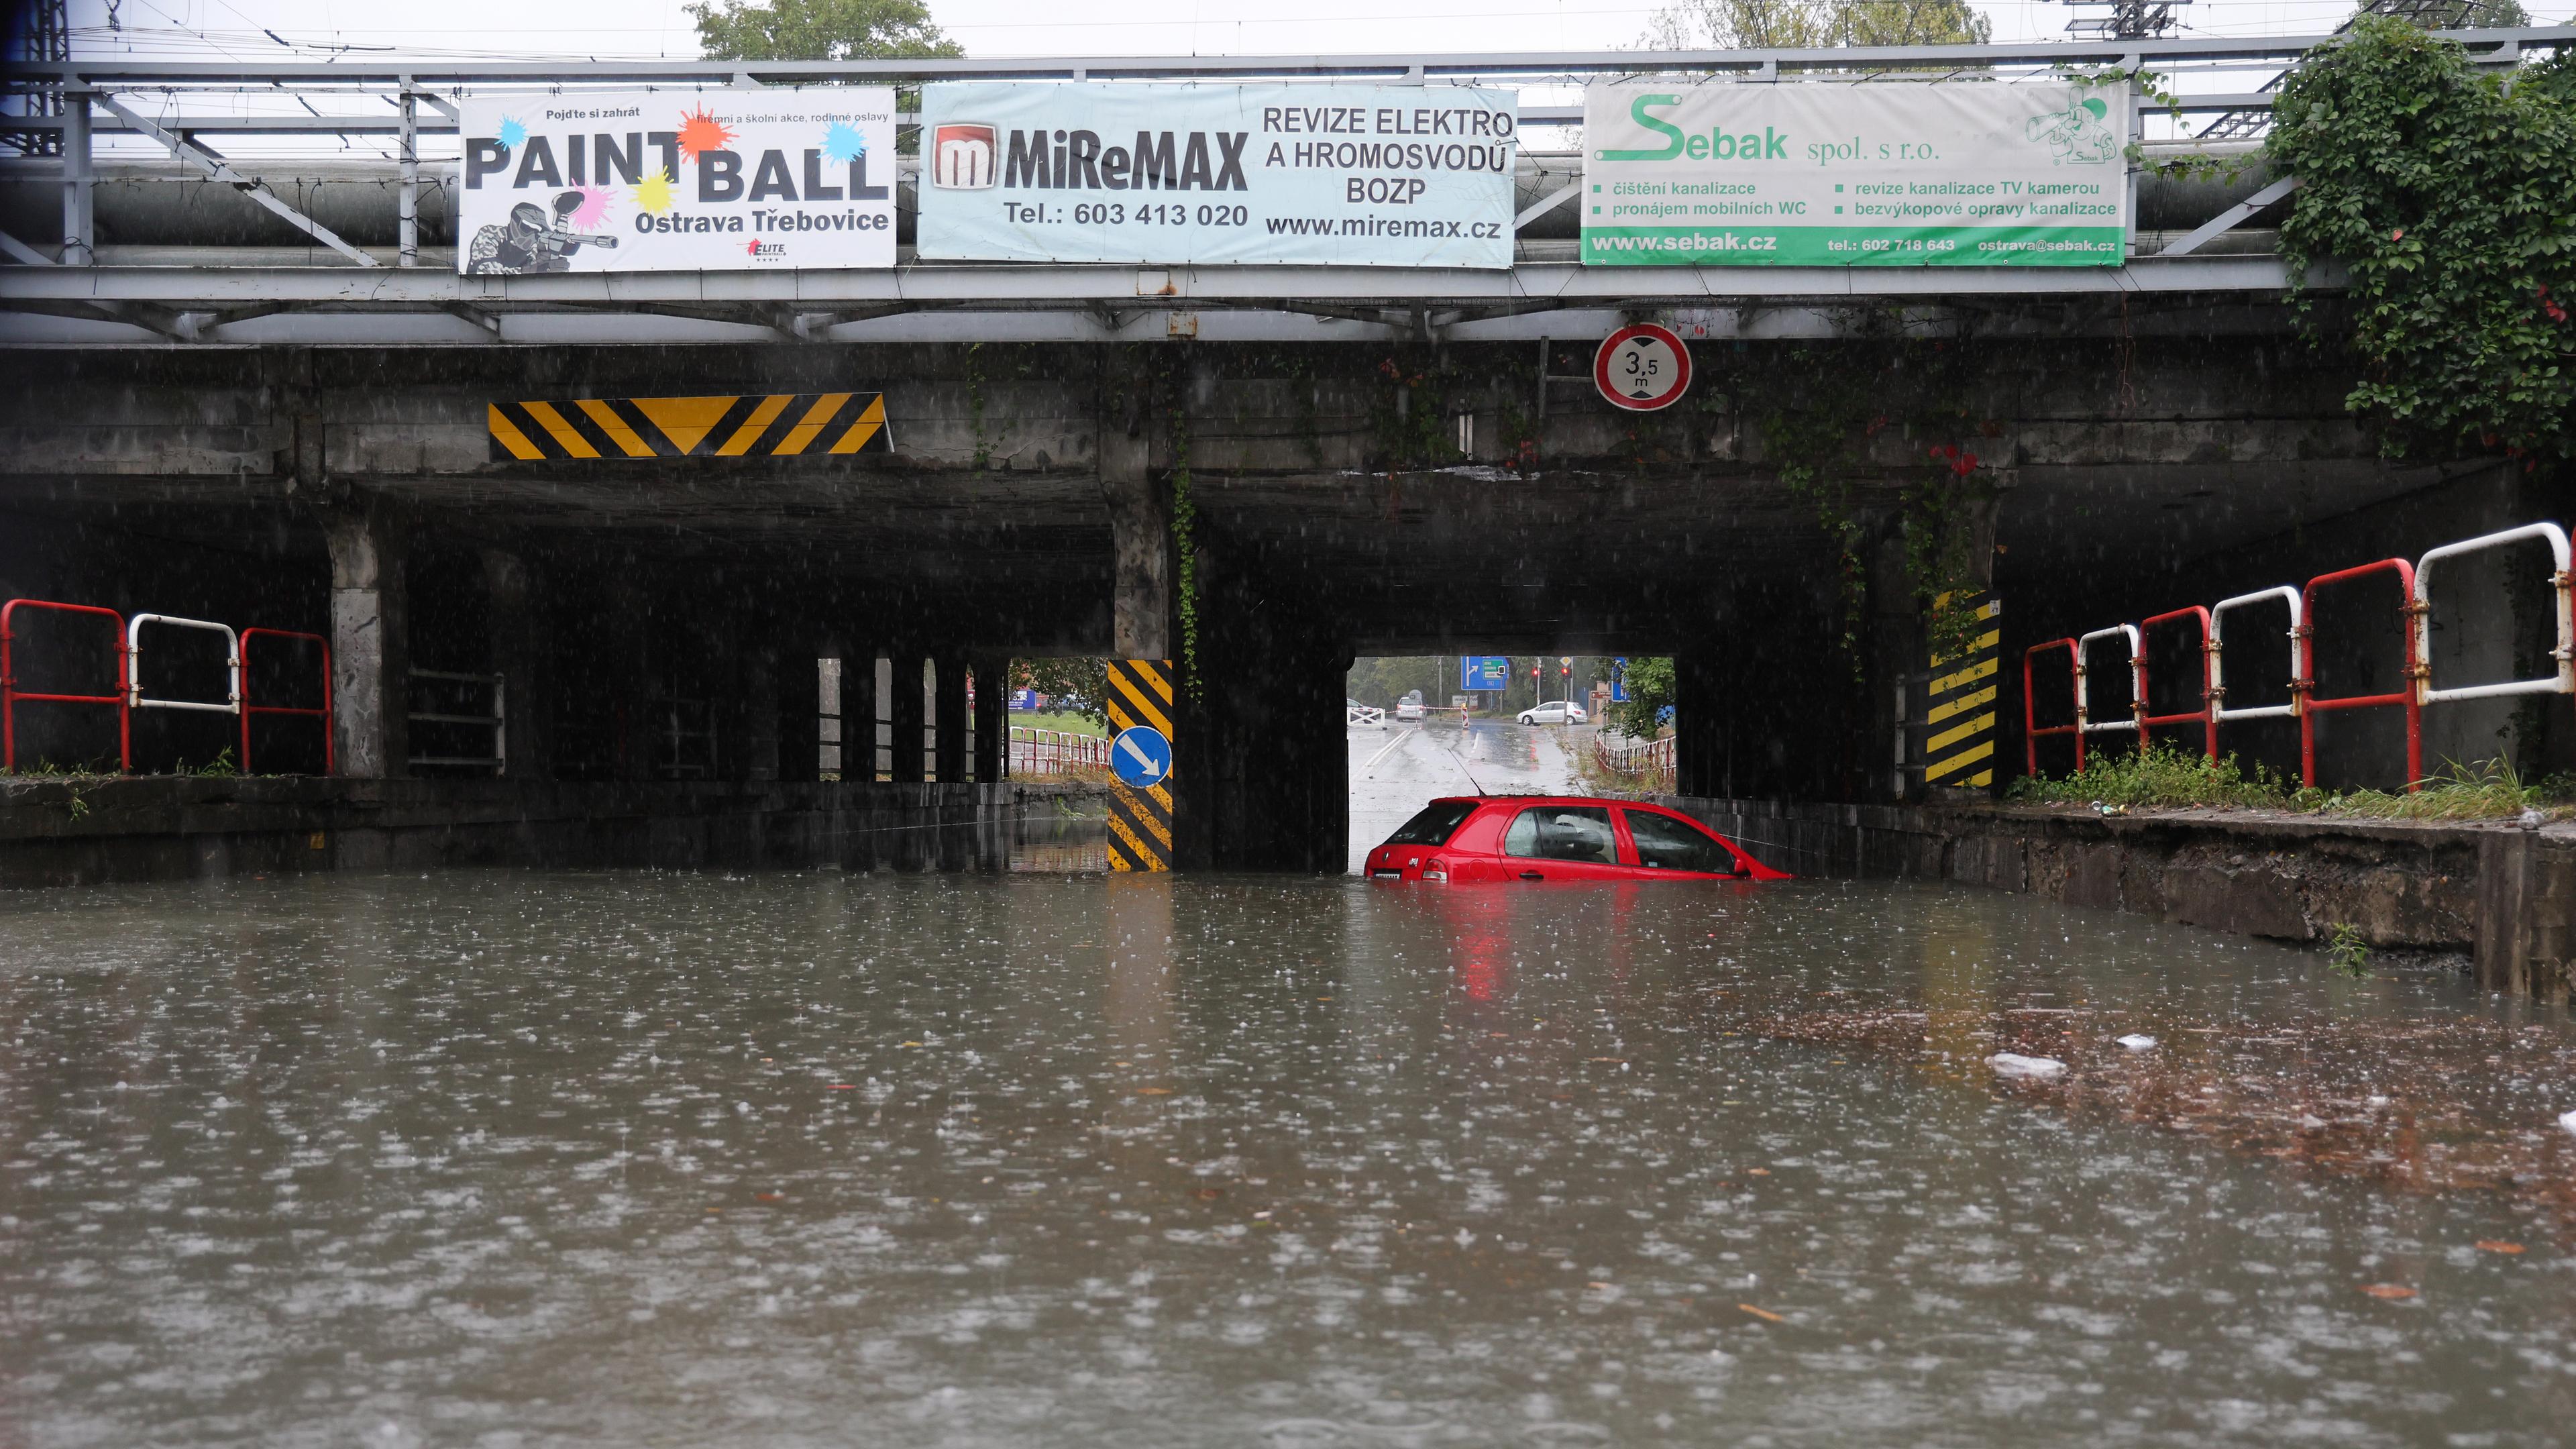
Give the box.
[1103,658,1176,873]
[1923,592,2001,791]
[487,392,890,461]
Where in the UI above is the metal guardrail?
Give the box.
[1010,725,1109,777]
[2025,521,2571,791]
[1595,733,1676,792]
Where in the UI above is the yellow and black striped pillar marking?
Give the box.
[1104,658,1176,873]
[1923,592,2002,790]
[487,392,891,461]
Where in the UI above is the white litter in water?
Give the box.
[1988,1053,2067,1079]
[2561,1108,2576,1136]
[2116,1034,2157,1051]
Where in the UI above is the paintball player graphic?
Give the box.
[2024,96,2119,165]
[465,193,621,274]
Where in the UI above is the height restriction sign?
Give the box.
[1594,323,1692,411]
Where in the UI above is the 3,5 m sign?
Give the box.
[917,82,1519,268]
[1581,83,2129,267]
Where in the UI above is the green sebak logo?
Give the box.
[1599,94,1788,163]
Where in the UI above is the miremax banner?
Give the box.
[457,87,897,273]
[917,83,1517,268]
[1580,83,2130,267]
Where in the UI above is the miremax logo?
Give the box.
[926,119,1250,192]
[932,123,998,189]
[1597,93,1788,163]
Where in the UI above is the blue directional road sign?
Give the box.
[1460,655,1510,690]
[1111,724,1173,788]
[1611,657,1629,702]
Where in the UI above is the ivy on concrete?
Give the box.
[2269,17,2576,464]
[1161,351,1205,702]
[1745,337,1999,669]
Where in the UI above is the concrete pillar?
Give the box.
[1867,533,1917,804]
[1101,425,1171,661]
[971,653,1008,782]
[480,547,546,780]
[322,502,407,779]
[890,651,927,784]
[842,645,877,782]
[1674,647,1723,799]
[775,641,820,784]
[934,652,968,783]
[739,641,780,782]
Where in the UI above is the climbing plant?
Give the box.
[2269,17,2576,465]
[1742,336,2000,669]
[1161,351,1205,702]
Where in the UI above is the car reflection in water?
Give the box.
[1361,795,1791,884]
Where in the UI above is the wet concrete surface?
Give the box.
[4,864,2573,1446]
[1349,719,1588,874]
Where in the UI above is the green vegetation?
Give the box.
[2269,17,2576,466]
[1643,0,1990,48]
[1011,710,1106,738]
[688,0,961,60]
[1012,658,1110,731]
[2010,744,2573,822]
[2327,922,2373,979]
[1605,656,1675,740]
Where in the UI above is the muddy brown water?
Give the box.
[3,866,2572,1446]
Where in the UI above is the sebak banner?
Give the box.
[917,82,1518,268]
[1582,82,2129,267]
[458,87,897,273]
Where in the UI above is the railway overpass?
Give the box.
[1,32,2569,875]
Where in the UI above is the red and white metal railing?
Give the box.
[2,598,130,772]
[2023,522,2570,792]
[1009,726,1110,776]
[1595,732,1676,791]
[238,628,332,775]
[4,596,336,775]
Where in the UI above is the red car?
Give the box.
[1362,796,1792,883]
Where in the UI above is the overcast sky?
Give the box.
[59,0,2571,63]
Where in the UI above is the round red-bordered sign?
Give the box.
[1593,324,1693,412]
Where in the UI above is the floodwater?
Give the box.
[1350,718,1586,873]
[4,866,2574,1448]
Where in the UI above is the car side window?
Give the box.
[1621,810,1740,873]
[1503,806,1616,863]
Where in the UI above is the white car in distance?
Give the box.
[1517,700,1588,726]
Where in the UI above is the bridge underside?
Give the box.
[1,331,2561,871]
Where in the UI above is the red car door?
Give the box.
[1495,804,1628,881]
[1617,806,1762,878]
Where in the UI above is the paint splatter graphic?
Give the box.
[567,185,615,229]
[496,117,527,150]
[676,107,737,162]
[821,121,868,165]
[631,170,678,216]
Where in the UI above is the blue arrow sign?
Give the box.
[1111,725,1173,788]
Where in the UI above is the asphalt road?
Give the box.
[1345,716,1589,873]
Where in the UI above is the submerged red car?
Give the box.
[1362,796,1792,883]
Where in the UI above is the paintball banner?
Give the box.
[916,83,1518,268]
[457,87,897,274]
[1581,83,2129,267]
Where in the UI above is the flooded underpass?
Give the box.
[4,869,2573,1447]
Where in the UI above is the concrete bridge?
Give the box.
[1,34,2569,882]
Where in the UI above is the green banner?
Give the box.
[1582,83,2131,268]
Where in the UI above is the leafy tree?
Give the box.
[688,0,963,60]
[1644,0,1991,50]
[1012,657,1109,728]
[2269,17,2576,463]
[1605,657,1676,740]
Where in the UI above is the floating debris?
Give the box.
[1988,1053,2068,1079]
[2116,1034,2158,1051]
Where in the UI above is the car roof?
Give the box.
[1428,795,1664,809]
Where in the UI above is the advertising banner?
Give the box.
[1581,83,2129,267]
[458,87,897,274]
[917,83,1517,268]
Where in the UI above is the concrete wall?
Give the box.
[1662,793,2573,1000]
[0,775,1075,886]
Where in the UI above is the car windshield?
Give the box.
[1383,800,1479,847]
[1623,809,1740,874]
[1502,806,1616,863]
